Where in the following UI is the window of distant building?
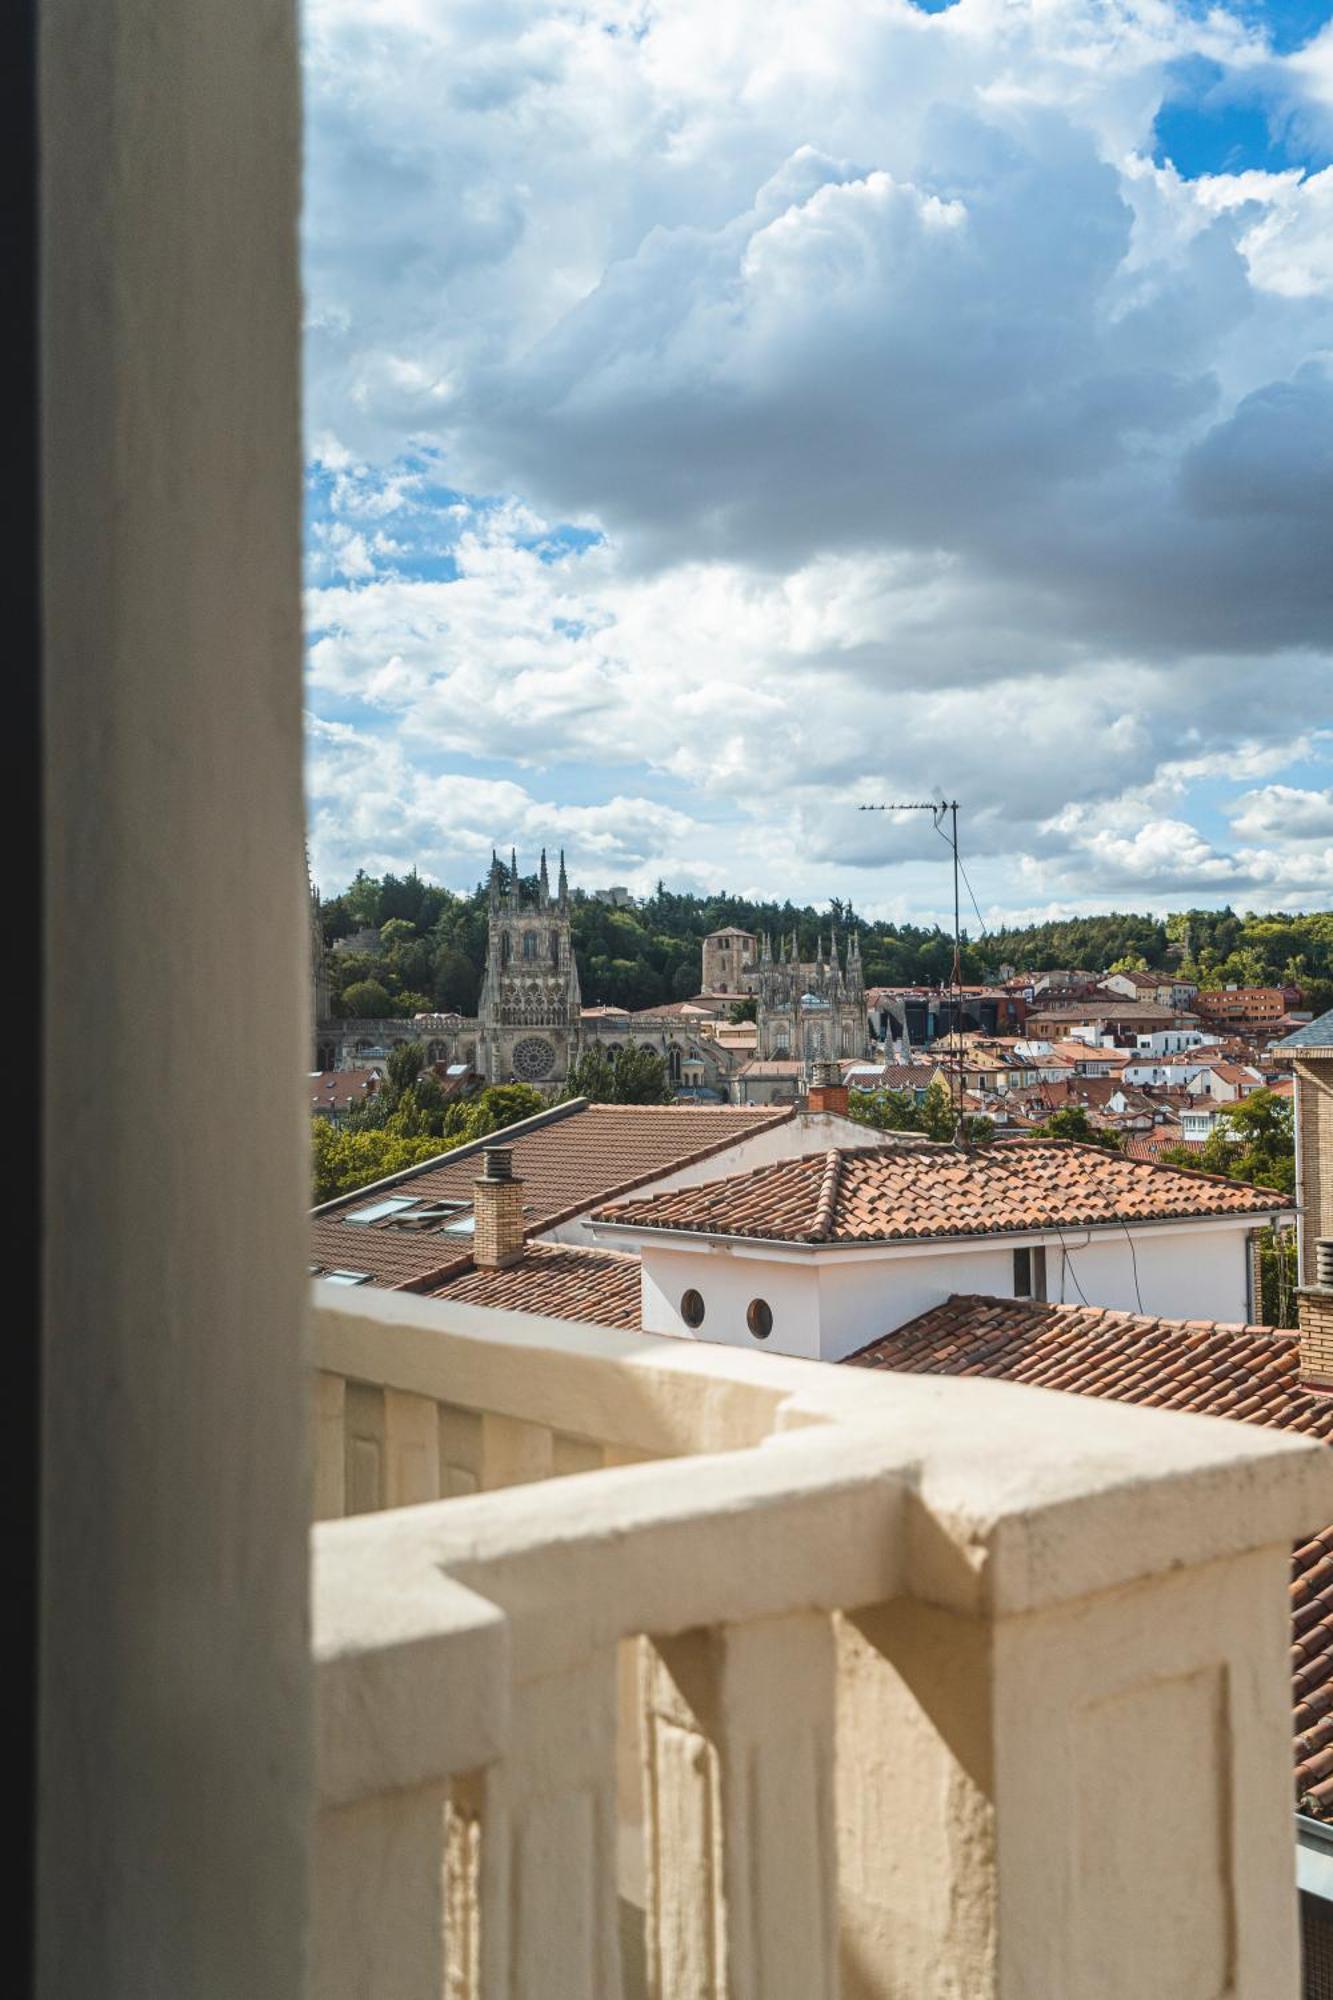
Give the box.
[1013,1246,1047,1300]
[522,931,537,961]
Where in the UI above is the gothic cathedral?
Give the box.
[753,928,865,1061]
[477,849,582,1086]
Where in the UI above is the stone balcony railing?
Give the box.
[311,1286,1333,1999]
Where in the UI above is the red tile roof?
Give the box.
[845,1294,1333,1822]
[311,1101,796,1289]
[425,1242,642,1329]
[1123,1132,1198,1163]
[310,1066,383,1114]
[1027,1000,1179,1026]
[597,1140,1290,1244]
[849,1294,1330,1431]
[847,1064,934,1091]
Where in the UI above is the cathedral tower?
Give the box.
[754,918,868,1064]
[478,848,582,1086]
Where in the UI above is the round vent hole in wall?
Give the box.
[747,1298,773,1340]
[681,1288,705,1329]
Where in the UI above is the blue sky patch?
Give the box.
[1152,53,1329,178]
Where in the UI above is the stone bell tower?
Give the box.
[477,848,582,1087]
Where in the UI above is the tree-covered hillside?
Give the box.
[316,868,1333,1018]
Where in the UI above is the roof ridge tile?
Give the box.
[812,1150,842,1240]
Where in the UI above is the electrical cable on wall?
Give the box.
[1116,1213,1145,1315]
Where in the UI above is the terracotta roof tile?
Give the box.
[1123,1133,1199,1163]
[310,1067,384,1114]
[426,1242,641,1329]
[844,1295,1333,1824]
[312,1102,795,1289]
[597,1140,1290,1244]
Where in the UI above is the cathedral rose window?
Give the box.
[511,1035,556,1080]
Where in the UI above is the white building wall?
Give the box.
[641,1246,825,1358]
[633,1220,1265,1363]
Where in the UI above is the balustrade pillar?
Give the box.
[472,1650,624,1999]
[642,1611,838,1999]
[313,1782,451,2000]
[385,1387,441,1508]
[313,1371,346,1520]
[837,1542,1298,1998]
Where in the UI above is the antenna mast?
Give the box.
[858,798,965,1143]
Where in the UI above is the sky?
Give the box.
[302,0,1333,928]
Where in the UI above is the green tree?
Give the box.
[564,1043,672,1104]
[846,1087,921,1134]
[339,978,393,1019]
[1042,1106,1123,1151]
[845,1081,991,1146]
[917,1081,962,1144]
[385,1040,426,1101]
[728,996,758,1024]
[609,1044,673,1104]
[1256,1223,1298,1328]
[432,944,481,1014]
[1160,1089,1294,1195]
[342,870,382,929]
[378,917,417,952]
[565,1046,618,1102]
[439,1083,546,1146]
[311,1121,444,1203]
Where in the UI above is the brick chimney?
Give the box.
[472,1145,525,1270]
[1299,1239,1333,1388]
[807,1059,849,1119]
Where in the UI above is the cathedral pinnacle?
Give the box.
[557,849,569,908]
[539,847,550,907]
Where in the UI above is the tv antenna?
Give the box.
[858,798,966,1143]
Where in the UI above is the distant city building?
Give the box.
[1194,986,1300,1032]
[700,926,756,996]
[476,848,582,1086]
[315,865,873,1092]
[753,930,868,1062]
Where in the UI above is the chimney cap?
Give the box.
[811,1059,840,1088]
[479,1144,516,1182]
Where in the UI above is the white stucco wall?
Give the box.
[633,1218,1268,1363]
[640,1244,828,1357]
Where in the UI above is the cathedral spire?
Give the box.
[539,847,550,907]
[510,847,520,906]
[558,849,569,909]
